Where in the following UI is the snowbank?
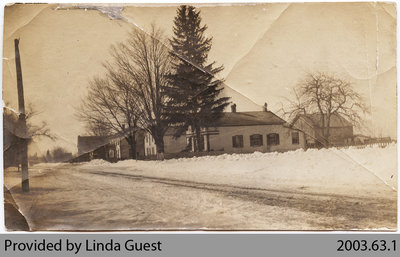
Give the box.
[81,144,397,198]
[81,159,112,166]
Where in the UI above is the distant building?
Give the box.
[76,135,117,162]
[75,130,146,162]
[291,113,353,147]
[353,134,371,144]
[77,136,109,156]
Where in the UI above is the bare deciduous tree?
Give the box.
[282,72,368,146]
[78,25,170,159]
[77,76,139,159]
[107,25,171,159]
[4,103,56,168]
[3,103,56,141]
[25,103,57,140]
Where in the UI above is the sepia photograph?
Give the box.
[2,2,397,231]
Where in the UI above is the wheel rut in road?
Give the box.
[86,170,397,229]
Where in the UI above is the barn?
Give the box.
[291,113,354,147]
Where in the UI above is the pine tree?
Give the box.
[165,5,230,151]
[45,150,52,163]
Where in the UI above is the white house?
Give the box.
[144,104,306,158]
[186,106,306,154]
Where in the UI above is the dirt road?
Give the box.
[4,164,397,231]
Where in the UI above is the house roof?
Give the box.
[353,134,371,138]
[212,111,286,127]
[77,136,111,153]
[295,113,353,128]
[77,128,147,153]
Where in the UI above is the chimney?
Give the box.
[231,103,237,113]
[263,102,268,112]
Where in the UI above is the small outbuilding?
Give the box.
[75,130,146,162]
[291,113,354,147]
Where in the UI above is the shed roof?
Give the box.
[295,113,353,128]
[77,136,110,154]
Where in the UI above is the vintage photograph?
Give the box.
[3,2,397,231]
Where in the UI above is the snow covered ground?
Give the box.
[81,143,397,198]
[4,143,397,230]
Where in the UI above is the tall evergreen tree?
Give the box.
[165,5,230,151]
[45,150,51,163]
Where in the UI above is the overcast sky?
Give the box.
[2,3,396,154]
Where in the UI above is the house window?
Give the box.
[232,135,244,148]
[267,133,280,146]
[292,132,299,144]
[250,134,263,147]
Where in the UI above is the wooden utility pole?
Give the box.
[14,38,29,192]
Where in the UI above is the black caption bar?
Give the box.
[1,234,399,257]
